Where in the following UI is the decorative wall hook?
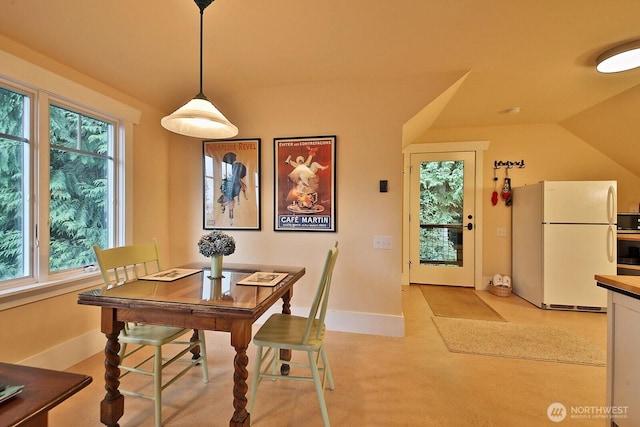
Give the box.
[494,160,525,169]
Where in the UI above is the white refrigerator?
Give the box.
[512,181,617,311]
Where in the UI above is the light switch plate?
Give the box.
[373,235,393,249]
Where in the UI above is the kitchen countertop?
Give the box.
[595,275,640,300]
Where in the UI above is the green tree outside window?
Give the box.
[49,105,111,271]
[418,160,464,265]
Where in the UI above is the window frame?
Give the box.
[0,48,140,309]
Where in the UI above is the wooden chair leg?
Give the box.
[308,350,331,427]
[271,347,280,377]
[154,347,163,427]
[320,346,335,390]
[198,330,209,383]
[119,342,128,359]
[248,345,263,414]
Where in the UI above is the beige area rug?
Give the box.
[420,285,505,321]
[432,316,606,366]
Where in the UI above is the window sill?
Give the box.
[0,271,105,311]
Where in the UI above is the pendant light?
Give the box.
[161,0,238,139]
[596,40,640,74]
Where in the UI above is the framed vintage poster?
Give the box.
[274,135,336,232]
[203,138,261,230]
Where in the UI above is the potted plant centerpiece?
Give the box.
[198,230,236,279]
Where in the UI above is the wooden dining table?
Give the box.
[77,262,305,427]
[0,362,92,427]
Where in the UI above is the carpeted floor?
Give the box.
[432,316,606,366]
[420,284,505,321]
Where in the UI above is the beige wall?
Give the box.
[132,107,172,256]
[2,36,640,365]
[167,77,442,318]
[0,292,99,363]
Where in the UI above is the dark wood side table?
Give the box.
[0,362,92,427]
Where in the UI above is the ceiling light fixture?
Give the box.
[161,0,238,139]
[596,40,640,73]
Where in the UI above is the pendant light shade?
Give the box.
[596,40,640,73]
[161,95,238,139]
[162,0,238,139]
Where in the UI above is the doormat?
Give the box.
[420,285,505,321]
[432,316,606,366]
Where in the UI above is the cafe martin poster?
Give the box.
[274,135,336,232]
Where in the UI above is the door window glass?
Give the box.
[418,160,464,267]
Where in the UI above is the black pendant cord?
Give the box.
[198,5,204,98]
[195,0,214,99]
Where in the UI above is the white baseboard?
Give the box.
[257,306,405,337]
[19,330,105,371]
[19,308,405,370]
[325,309,405,337]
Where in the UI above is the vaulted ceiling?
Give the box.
[1,1,639,172]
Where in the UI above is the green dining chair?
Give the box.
[248,242,339,427]
[93,239,209,427]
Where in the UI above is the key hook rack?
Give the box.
[494,160,525,169]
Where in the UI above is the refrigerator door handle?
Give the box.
[607,185,616,224]
[607,225,615,263]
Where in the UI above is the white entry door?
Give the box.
[409,151,476,286]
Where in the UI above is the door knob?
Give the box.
[467,222,473,230]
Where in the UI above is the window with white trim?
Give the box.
[0,79,123,291]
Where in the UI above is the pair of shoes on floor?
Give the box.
[492,274,512,288]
